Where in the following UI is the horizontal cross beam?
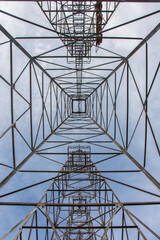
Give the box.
[0,201,159,206]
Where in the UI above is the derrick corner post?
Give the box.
[0,1,160,240]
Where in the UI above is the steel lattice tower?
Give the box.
[0,1,160,239]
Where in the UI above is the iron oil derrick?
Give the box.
[2,145,159,239]
[0,0,160,240]
[38,1,118,106]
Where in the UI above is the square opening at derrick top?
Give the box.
[72,99,86,113]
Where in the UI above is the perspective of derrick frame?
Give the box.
[0,0,160,239]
